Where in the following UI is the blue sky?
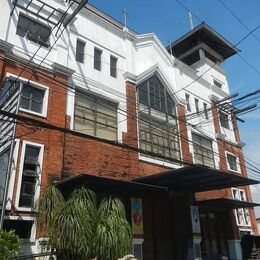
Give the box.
[91,0,260,214]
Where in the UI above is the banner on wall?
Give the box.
[190,206,201,234]
[131,198,143,235]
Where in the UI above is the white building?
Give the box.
[0,1,258,259]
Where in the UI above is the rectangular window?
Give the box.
[139,113,180,160]
[16,14,51,48]
[232,188,251,227]
[76,39,85,63]
[213,79,222,88]
[19,145,41,208]
[195,98,200,114]
[3,220,33,239]
[219,111,230,129]
[185,93,191,112]
[227,153,238,172]
[74,90,117,140]
[203,102,209,119]
[20,84,45,114]
[192,133,215,168]
[94,48,102,71]
[110,56,118,78]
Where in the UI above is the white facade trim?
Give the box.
[4,215,36,242]
[225,151,241,174]
[15,140,44,212]
[135,33,174,66]
[231,187,252,228]
[5,72,49,118]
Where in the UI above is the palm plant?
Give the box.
[0,230,21,260]
[38,185,132,260]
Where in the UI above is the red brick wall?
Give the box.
[196,101,258,234]
[178,105,192,163]
[1,58,68,211]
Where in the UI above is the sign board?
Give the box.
[131,198,143,235]
[190,206,201,234]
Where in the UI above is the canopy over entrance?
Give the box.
[134,165,259,192]
[55,173,167,196]
[194,198,260,209]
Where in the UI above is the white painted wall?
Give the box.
[0,0,240,179]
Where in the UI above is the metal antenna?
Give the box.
[185,11,197,30]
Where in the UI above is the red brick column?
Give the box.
[211,101,221,134]
[123,81,138,148]
[232,116,241,143]
[177,105,192,162]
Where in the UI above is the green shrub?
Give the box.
[0,230,21,260]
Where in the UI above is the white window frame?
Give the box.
[110,55,118,78]
[6,73,49,118]
[232,188,251,227]
[218,110,230,130]
[3,215,36,243]
[225,151,241,174]
[15,140,44,212]
[185,93,191,112]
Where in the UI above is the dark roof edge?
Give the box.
[167,22,240,54]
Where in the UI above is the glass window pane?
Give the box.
[94,48,102,70]
[110,56,117,78]
[74,91,117,140]
[20,97,30,110]
[227,154,238,171]
[76,39,85,63]
[17,14,51,47]
[138,82,148,105]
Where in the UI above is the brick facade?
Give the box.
[0,53,257,246]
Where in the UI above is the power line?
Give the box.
[2,54,260,173]
[217,0,260,44]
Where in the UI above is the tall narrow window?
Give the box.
[203,102,208,119]
[76,39,85,63]
[185,93,191,112]
[195,98,199,114]
[219,111,230,129]
[137,75,180,161]
[110,56,118,78]
[227,153,238,172]
[94,48,102,71]
[74,90,117,140]
[192,133,215,168]
[16,14,51,48]
[19,145,41,208]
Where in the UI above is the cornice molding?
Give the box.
[134,34,175,67]
[52,62,75,77]
[0,39,14,53]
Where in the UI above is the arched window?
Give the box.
[137,75,180,160]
